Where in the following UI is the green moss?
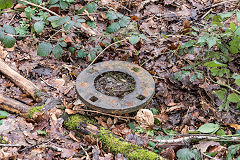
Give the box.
[0,136,8,144]
[64,114,97,130]
[131,67,139,72]
[27,105,44,119]
[98,127,163,160]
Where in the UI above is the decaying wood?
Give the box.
[0,94,31,117]
[0,58,40,101]
[64,114,164,160]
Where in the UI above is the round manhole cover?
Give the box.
[76,61,155,114]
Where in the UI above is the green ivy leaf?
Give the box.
[118,16,130,27]
[59,0,68,10]
[52,44,63,59]
[88,52,96,61]
[235,79,240,86]
[0,0,13,9]
[150,108,159,115]
[139,34,147,40]
[86,2,97,13]
[175,71,190,81]
[215,89,227,101]
[0,110,9,119]
[3,35,16,48]
[177,148,200,160]
[86,21,96,28]
[24,6,35,20]
[34,21,44,34]
[216,129,226,136]
[105,11,118,20]
[192,26,200,32]
[197,123,220,134]
[116,12,124,18]
[47,16,60,22]
[237,12,240,23]
[219,12,233,19]
[204,60,227,68]
[230,22,236,32]
[49,0,59,4]
[56,16,71,26]
[0,28,5,42]
[227,144,240,159]
[64,21,75,31]
[129,35,140,45]
[233,73,240,79]
[206,36,218,49]
[229,45,238,54]
[237,102,240,109]
[0,120,2,125]
[190,73,196,82]
[106,22,120,33]
[181,40,195,48]
[37,130,47,135]
[77,49,87,58]
[68,46,75,54]
[195,71,203,79]
[59,42,67,47]
[148,141,157,148]
[3,24,15,34]
[227,93,240,103]
[37,42,52,57]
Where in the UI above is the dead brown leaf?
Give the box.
[135,109,154,129]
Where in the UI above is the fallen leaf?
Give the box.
[135,109,154,129]
[194,141,220,152]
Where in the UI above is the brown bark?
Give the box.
[0,58,40,101]
[0,94,31,118]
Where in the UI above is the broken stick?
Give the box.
[0,58,41,101]
[0,94,31,118]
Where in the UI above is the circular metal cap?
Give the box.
[76,61,155,114]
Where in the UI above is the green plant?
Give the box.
[175,11,240,111]
[105,11,130,33]
[177,148,201,160]
[226,144,240,160]
[49,0,75,10]
[0,0,142,60]
[0,110,9,126]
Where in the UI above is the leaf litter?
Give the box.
[0,0,240,159]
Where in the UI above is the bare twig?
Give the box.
[79,144,90,160]
[0,144,27,147]
[87,38,129,67]
[151,134,240,143]
[201,8,212,19]
[19,0,60,16]
[74,108,134,120]
[207,70,240,95]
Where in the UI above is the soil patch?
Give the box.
[94,71,136,98]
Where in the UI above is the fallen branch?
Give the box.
[151,134,240,143]
[0,58,41,101]
[0,94,31,117]
[64,114,164,160]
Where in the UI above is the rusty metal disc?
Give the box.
[76,61,155,114]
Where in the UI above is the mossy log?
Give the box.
[0,94,53,121]
[64,114,164,160]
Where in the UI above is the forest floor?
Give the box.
[0,0,240,159]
